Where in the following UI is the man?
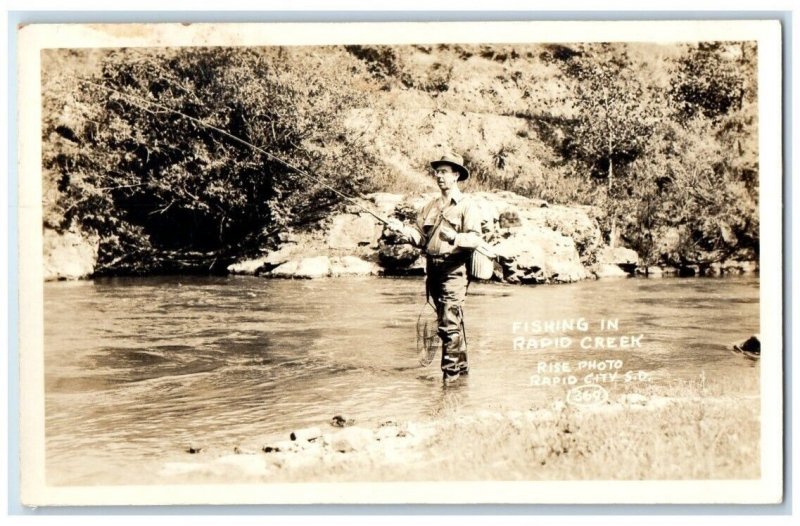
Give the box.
[388,153,482,383]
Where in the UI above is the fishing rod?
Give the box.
[76,77,394,226]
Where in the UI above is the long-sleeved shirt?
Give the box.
[401,188,483,256]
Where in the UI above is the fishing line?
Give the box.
[76,77,393,226]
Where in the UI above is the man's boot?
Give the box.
[441,333,468,383]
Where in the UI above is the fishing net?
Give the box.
[416,303,440,367]
[416,302,468,367]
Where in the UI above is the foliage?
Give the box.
[42,47,378,274]
[538,42,758,262]
[556,43,664,187]
[669,42,756,120]
[42,41,760,274]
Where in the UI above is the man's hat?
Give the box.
[430,152,470,181]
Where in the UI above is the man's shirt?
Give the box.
[403,188,482,256]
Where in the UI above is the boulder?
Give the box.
[271,256,331,279]
[326,213,383,250]
[722,260,758,274]
[493,227,587,284]
[635,266,664,277]
[378,241,425,275]
[732,334,760,359]
[269,259,299,278]
[227,256,271,275]
[704,262,724,276]
[594,264,629,279]
[229,190,608,284]
[329,256,381,277]
[543,206,603,263]
[366,192,404,218]
[43,227,99,281]
[294,256,332,278]
[598,246,639,267]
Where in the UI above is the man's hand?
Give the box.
[439,226,457,243]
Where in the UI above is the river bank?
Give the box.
[156,373,759,484]
[44,190,759,282]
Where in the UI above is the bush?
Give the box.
[42,46,379,274]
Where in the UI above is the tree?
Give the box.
[556,43,668,246]
[42,46,378,274]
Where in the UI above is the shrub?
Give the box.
[42,46,379,274]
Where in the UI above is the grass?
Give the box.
[412,394,759,481]
[153,371,760,484]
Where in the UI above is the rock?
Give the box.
[330,415,355,428]
[290,426,323,442]
[263,244,299,267]
[271,256,331,279]
[329,256,380,277]
[233,190,607,284]
[543,206,603,263]
[705,262,724,276]
[679,265,700,277]
[597,246,639,269]
[295,256,331,278]
[269,259,300,277]
[498,209,522,228]
[262,439,301,453]
[227,256,271,275]
[733,334,760,358]
[43,227,99,280]
[186,446,204,454]
[493,227,587,284]
[326,213,383,250]
[368,192,404,217]
[330,426,375,453]
[277,231,299,244]
[594,264,629,279]
[378,241,425,275]
[635,266,664,277]
[722,260,758,274]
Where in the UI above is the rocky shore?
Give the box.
[225,191,757,283]
[44,190,758,282]
[157,385,759,483]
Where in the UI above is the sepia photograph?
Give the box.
[17,20,783,505]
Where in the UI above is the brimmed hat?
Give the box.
[430,152,470,181]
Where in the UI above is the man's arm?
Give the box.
[453,199,483,249]
[386,205,426,247]
[400,223,424,247]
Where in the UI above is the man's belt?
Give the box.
[426,252,468,265]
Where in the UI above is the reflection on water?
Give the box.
[44,275,760,485]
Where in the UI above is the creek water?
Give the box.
[43,275,760,485]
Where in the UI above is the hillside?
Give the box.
[40,42,759,278]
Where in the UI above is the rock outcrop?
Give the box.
[45,190,754,284]
[374,191,600,284]
[43,227,99,281]
[225,191,640,284]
